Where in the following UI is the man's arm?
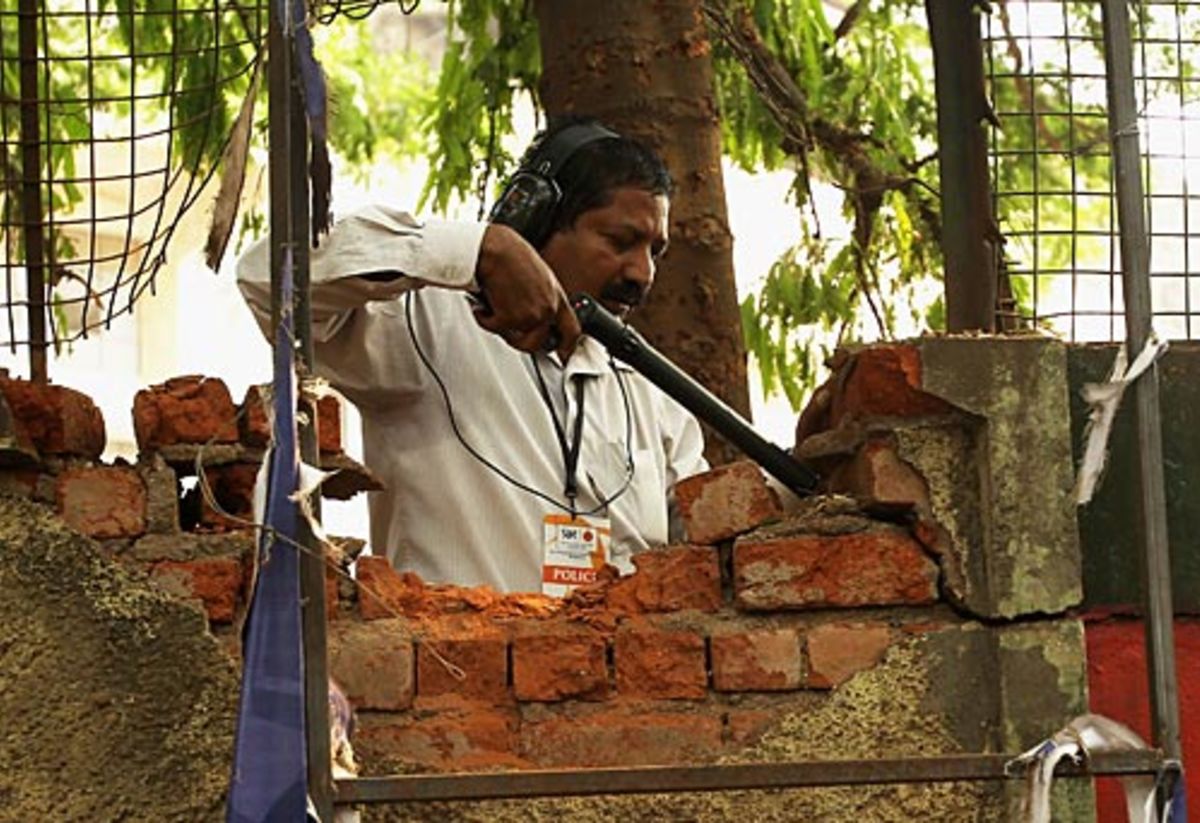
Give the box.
[236,205,579,354]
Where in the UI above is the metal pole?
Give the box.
[267,0,332,817]
[926,0,998,333]
[335,751,1172,804]
[1099,0,1182,768]
[17,0,46,383]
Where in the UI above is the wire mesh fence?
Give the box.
[0,0,265,375]
[985,0,1200,341]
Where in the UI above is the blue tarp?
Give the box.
[226,248,308,822]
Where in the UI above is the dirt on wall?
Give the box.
[0,493,238,820]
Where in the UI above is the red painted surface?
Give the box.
[1085,617,1199,821]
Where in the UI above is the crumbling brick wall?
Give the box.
[0,338,1118,820]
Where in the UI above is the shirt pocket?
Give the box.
[617,446,668,546]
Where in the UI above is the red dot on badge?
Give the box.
[583,530,593,541]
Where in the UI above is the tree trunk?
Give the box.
[534,0,750,465]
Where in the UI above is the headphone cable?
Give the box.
[404,291,634,518]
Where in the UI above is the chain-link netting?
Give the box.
[0,0,268,366]
[986,0,1200,341]
[0,0,417,380]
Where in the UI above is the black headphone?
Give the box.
[489,122,619,249]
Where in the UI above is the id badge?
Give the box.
[542,512,612,597]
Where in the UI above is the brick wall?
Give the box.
[0,341,1118,819]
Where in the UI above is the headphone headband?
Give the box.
[489,121,622,248]
[528,122,620,181]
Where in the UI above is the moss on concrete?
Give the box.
[917,338,1083,618]
[0,494,239,820]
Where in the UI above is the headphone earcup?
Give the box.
[489,172,560,248]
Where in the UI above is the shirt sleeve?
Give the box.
[236,204,486,344]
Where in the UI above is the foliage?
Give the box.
[313,14,436,180]
[720,0,944,406]
[417,0,540,216]
[0,0,262,346]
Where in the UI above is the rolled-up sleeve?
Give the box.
[236,205,486,342]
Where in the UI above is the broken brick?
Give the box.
[133,375,238,451]
[149,556,244,623]
[805,623,894,688]
[605,545,722,613]
[675,460,783,544]
[0,378,105,459]
[711,628,803,692]
[734,528,939,610]
[57,466,147,539]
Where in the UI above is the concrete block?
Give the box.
[137,453,179,534]
[914,337,1083,618]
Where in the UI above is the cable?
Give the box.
[404,291,634,517]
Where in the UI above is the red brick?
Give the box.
[133,375,238,450]
[0,378,105,459]
[328,619,414,710]
[725,708,785,746]
[614,622,707,700]
[199,462,259,530]
[355,555,427,620]
[605,545,722,613]
[675,460,783,544]
[416,631,509,703]
[239,385,270,449]
[57,466,147,539]
[240,385,342,453]
[733,529,939,610]
[830,344,955,425]
[711,628,803,692]
[805,623,895,688]
[512,628,609,702]
[149,556,244,623]
[520,709,723,768]
[829,438,931,512]
[356,704,523,772]
[315,393,342,454]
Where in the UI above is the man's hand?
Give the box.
[473,224,581,356]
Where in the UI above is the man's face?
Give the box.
[539,186,670,319]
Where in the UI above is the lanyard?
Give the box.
[531,356,587,514]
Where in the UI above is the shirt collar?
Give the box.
[550,334,635,376]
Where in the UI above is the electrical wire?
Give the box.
[404,290,634,517]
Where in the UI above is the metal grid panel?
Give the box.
[985,0,1200,341]
[0,0,264,372]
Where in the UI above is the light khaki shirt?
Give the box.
[237,205,707,593]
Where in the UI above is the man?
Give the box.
[238,118,707,594]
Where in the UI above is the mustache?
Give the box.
[599,280,647,308]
